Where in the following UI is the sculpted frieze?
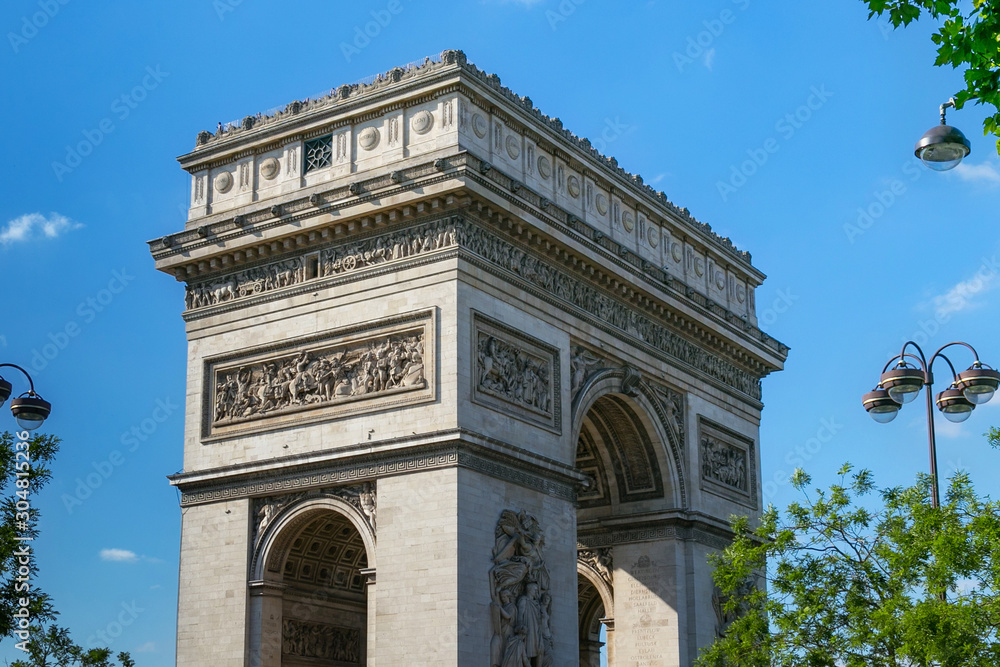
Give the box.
[203,311,434,438]
[699,418,756,507]
[189,215,761,400]
[473,313,560,433]
[186,256,307,309]
[282,619,361,662]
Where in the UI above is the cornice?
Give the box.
[170,430,586,506]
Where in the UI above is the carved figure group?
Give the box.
[490,510,553,667]
[214,333,425,423]
[187,258,305,309]
[478,335,550,414]
[701,436,747,492]
[321,221,457,276]
[281,619,360,662]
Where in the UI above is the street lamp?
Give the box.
[862,342,999,507]
[914,98,971,172]
[0,364,52,431]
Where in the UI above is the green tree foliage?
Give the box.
[0,431,58,638]
[10,625,134,667]
[0,433,130,663]
[863,0,1000,153]
[697,464,1000,667]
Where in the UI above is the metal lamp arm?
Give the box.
[0,364,36,394]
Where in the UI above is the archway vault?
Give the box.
[572,367,686,510]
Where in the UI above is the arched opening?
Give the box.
[252,497,376,667]
[578,573,607,666]
[279,513,368,665]
[573,374,685,667]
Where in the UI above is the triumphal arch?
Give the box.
[150,50,787,666]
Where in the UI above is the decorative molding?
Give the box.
[472,312,561,433]
[203,309,434,439]
[457,219,763,400]
[175,440,579,506]
[282,619,361,662]
[490,510,552,666]
[698,418,757,509]
[176,211,768,399]
[578,522,732,551]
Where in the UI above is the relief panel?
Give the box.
[202,309,435,439]
[472,312,561,433]
[698,417,756,508]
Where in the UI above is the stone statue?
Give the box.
[490,509,550,667]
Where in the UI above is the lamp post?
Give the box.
[0,364,52,431]
[862,342,999,508]
[914,98,971,172]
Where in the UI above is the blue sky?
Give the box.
[2,1,999,664]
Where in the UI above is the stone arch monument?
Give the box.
[151,50,787,666]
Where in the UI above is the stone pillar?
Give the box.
[247,580,285,667]
[361,567,377,665]
[601,617,615,665]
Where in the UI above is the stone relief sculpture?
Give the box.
[186,257,306,309]
[569,346,605,397]
[712,579,755,638]
[490,510,552,667]
[578,547,613,588]
[477,334,551,415]
[701,435,748,492]
[282,619,360,662]
[213,332,425,424]
[320,220,457,276]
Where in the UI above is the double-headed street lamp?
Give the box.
[0,364,52,431]
[863,342,999,508]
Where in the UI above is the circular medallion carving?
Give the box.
[695,258,705,277]
[359,126,380,151]
[670,242,683,263]
[595,194,609,215]
[648,225,659,247]
[472,114,488,138]
[622,211,635,232]
[737,285,747,303]
[537,155,552,179]
[715,271,726,289]
[567,175,581,198]
[412,110,434,135]
[214,171,233,193]
[259,157,280,181]
[505,135,521,159]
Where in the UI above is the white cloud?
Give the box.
[954,160,1000,186]
[0,212,82,247]
[649,173,669,185]
[100,548,139,563]
[703,48,716,71]
[925,254,1000,319]
[134,642,157,653]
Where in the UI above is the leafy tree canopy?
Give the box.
[697,463,1000,667]
[0,433,130,664]
[863,0,1000,152]
[10,625,134,667]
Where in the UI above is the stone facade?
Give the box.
[152,50,786,666]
